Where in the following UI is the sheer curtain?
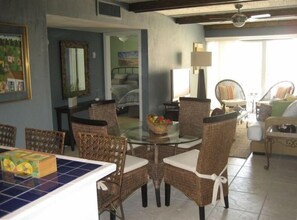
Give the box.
[206,38,297,110]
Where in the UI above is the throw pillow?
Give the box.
[282,100,297,117]
[114,73,128,80]
[286,94,297,102]
[111,79,125,85]
[275,87,290,99]
[218,85,234,100]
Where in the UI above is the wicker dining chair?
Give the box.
[78,132,127,219]
[176,97,211,153]
[0,123,17,147]
[72,116,149,220]
[89,99,141,154]
[163,112,237,220]
[89,99,121,136]
[25,128,65,155]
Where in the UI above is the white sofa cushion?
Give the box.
[247,121,264,141]
[282,100,297,117]
[124,155,148,173]
[163,149,199,172]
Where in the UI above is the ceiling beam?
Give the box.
[204,19,297,30]
[175,7,297,24]
[129,0,264,13]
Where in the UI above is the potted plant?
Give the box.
[64,84,78,108]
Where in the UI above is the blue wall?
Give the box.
[0,0,52,147]
[47,28,104,130]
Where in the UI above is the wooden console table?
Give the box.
[164,101,179,121]
[55,100,100,151]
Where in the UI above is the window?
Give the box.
[206,37,297,109]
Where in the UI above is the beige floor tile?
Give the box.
[208,206,259,220]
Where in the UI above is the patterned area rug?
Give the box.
[229,121,251,159]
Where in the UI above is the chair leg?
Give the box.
[119,203,125,220]
[199,206,205,220]
[224,196,229,209]
[165,183,171,206]
[155,187,161,207]
[110,209,116,220]
[141,184,148,207]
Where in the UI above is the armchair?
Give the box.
[215,79,246,111]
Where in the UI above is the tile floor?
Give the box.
[65,115,297,220]
[96,153,297,220]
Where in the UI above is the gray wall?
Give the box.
[0,0,52,147]
[47,28,104,130]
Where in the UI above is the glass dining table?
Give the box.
[121,122,201,207]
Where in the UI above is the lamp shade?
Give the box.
[191,51,212,67]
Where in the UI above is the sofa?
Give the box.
[248,98,297,155]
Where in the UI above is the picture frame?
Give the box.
[0,23,31,103]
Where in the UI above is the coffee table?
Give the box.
[264,125,297,169]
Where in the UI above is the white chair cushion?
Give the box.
[177,138,202,149]
[127,143,142,151]
[222,99,246,107]
[247,121,264,141]
[124,155,148,173]
[163,149,199,172]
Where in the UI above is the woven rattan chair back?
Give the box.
[178,97,211,136]
[78,132,127,216]
[25,128,65,155]
[196,112,237,204]
[0,123,17,147]
[71,116,108,151]
[89,100,120,136]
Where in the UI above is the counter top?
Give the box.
[0,146,115,220]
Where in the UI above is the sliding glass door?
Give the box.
[206,37,297,110]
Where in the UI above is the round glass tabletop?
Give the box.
[121,122,201,145]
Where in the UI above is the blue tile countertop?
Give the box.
[0,148,102,218]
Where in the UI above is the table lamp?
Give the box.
[191,51,212,99]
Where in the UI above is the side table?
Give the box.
[265,125,297,169]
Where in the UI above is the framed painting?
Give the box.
[118,51,138,67]
[0,23,31,103]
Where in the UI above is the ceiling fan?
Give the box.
[231,3,270,28]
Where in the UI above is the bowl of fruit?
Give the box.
[146,114,172,135]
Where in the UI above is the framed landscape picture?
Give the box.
[0,23,31,103]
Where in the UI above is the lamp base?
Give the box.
[197,69,206,99]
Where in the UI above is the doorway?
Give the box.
[103,31,143,121]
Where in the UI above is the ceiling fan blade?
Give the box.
[250,14,271,19]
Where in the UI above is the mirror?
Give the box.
[60,40,89,98]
